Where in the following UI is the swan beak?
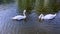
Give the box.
[39,17,41,21]
[39,18,42,21]
[40,18,44,21]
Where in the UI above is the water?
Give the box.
[0,3,60,34]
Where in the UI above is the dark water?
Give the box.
[0,3,60,34]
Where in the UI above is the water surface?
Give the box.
[0,3,60,34]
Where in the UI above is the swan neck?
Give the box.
[23,11,26,16]
[41,14,44,19]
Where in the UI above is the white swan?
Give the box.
[12,10,26,20]
[39,13,56,20]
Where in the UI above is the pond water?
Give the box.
[0,3,60,34]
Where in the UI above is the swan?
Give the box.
[12,10,26,20]
[38,13,56,20]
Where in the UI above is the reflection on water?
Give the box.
[0,3,60,34]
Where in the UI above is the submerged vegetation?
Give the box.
[18,0,35,14]
[0,0,60,14]
[18,0,60,14]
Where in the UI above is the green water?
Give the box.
[0,3,60,34]
[17,0,60,14]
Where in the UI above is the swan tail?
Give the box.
[54,13,56,16]
[12,17,17,19]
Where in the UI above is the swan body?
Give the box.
[12,10,26,20]
[39,14,56,20]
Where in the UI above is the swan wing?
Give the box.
[44,14,56,19]
[12,15,26,20]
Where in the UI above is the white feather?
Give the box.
[39,13,56,20]
[12,10,26,20]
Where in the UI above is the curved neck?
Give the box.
[23,12,26,16]
[41,14,44,19]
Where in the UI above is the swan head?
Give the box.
[39,14,43,19]
[23,10,26,16]
[39,14,44,20]
[23,10,26,13]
